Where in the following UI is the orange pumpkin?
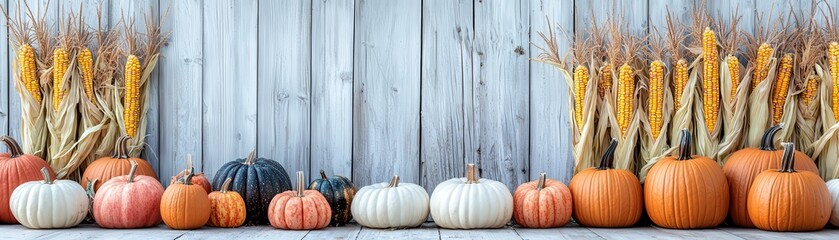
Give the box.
[82,136,157,192]
[569,140,643,227]
[747,142,832,232]
[645,130,729,229]
[268,171,331,230]
[207,178,246,228]
[169,155,211,193]
[513,172,572,228]
[0,136,56,224]
[723,125,819,227]
[160,169,211,230]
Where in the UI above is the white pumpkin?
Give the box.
[828,179,839,226]
[351,175,429,228]
[10,168,89,229]
[430,164,513,229]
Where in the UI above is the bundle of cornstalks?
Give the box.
[745,14,791,148]
[692,10,723,159]
[715,11,750,163]
[89,9,123,163]
[638,23,674,180]
[602,19,644,172]
[813,9,839,180]
[45,13,82,179]
[792,14,824,157]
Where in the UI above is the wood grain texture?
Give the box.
[575,0,648,36]
[528,0,574,184]
[648,0,693,31]
[0,0,8,138]
[438,226,521,239]
[201,0,258,181]
[470,0,530,190]
[301,224,361,239]
[352,0,422,187]
[419,0,472,192]
[708,0,756,35]
[159,0,203,186]
[179,226,308,240]
[257,0,311,177]
[60,0,107,28]
[587,226,743,240]
[355,223,439,240]
[311,0,355,179]
[513,224,603,240]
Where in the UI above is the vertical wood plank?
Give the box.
[159,0,203,184]
[311,0,354,179]
[529,0,574,183]
[471,0,530,189]
[419,0,472,192]
[648,0,693,32]
[575,0,648,36]
[353,0,422,187]
[708,0,755,35]
[0,0,8,138]
[202,0,257,180]
[60,0,108,28]
[257,0,311,176]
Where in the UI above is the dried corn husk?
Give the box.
[115,53,159,157]
[746,55,782,147]
[812,64,839,179]
[717,57,750,162]
[638,64,675,180]
[606,68,642,173]
[797,80,821,155]
[560,64,599,173]
[10,46,48,158]
[45,54,81,179]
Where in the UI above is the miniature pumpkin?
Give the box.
[747,143,832,232]
[309,170,356,226]
[169,154,212,193]
[645,130,729,229]
[208,178,246,228]
[10,167,88,229]
[351,175,429,229]
[513,172,572,228]
[430,163,513,229]
[212,150,291,225]
[94,161,164,228]
[82,136,157,192]
[723,125,819,227]
[268,171,331,230]
[160,169,211,229]
[0,136,55,224]
[569,139,643,227]
[827,179,839,226]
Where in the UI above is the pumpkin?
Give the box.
[169,154,212,193]
[513,172,572,228]
[82,136,157,192]
[723,125,819,227]
[308,170,356,226]
[827,179,839,226]
[645,130,729,229]
[208,178,246,228]
[430,163,513,229]
[268,171,331,230]
[747,142,832,231]
[569,139,643,227]
[351,175,429,229]
[212,150,291,225]
[10,167,88,229]
[160,169,211,229]
[0,136,55,224]
[93,160,164,228]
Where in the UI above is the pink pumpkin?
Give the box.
[93,161,164,228]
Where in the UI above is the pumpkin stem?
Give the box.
[466,163,479,184]
[320,169,328,179]
[40,167,53,184]
[779,142,796,173]
[759,124,783,151]
[185,154,194,174]
[1,136,24,158]
[388,175,400,188]
[296,171,305,197]
[184,168,195,185]
[244,149,256,165]
[113,136,130,159]
[677,129,693,160]
[221,178,232,193]
[596,139,618,170]
[127,160,139,183]
[536,172,547,190]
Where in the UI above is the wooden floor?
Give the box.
[0,223,837,240]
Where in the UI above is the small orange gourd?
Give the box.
[169,154,212,193]
[160,168,211,230]
[513,172,572,228]
[82,136,157,192]
[268,171,331,230]
[207,178,246,228]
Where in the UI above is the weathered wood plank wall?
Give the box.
[0,0,833,189]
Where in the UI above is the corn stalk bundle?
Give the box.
[746,15,794,148]
[45,17,81,179]
[715,14,750,163]
[812,12,839,180]
[90,23,123,161]
[638,25,675,181]
[792,19,823,156]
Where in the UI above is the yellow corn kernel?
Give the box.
[831,42,839,120]
[79,48,94,102]
[673,59,688,109]
[52,48,69,111]
[703,28,719,132]
[726,55,740,99]
[803,75,819,106]
[648,60,665,138]
[574,65,589,130]
[752,43,773,91]
[772,54,793,125]
[124,55,142,137]
[617,63,634,135]
[18,44,41,102]
[599,64,612,98]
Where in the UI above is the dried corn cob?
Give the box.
[79,48,94,102]
[726,55,740,99]
[52,48,69,111]
[673,59,688,109]
[124,55,141,137]
[617,63,634,135]
[752,43,773,91]
[772,54,793,125]
[18,44,41,102]
[831,42,839,120]
[574,65,589,130]
[803,75,819,106]
[648,60,665,138]
[599,64,612,98]
[703,28,719,132]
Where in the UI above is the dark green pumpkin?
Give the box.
[212,151,291,225]
[309,170,356,226]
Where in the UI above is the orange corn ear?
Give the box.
[617,63,634,135]
[79,48,95,102]
[53,48,69,111]
[599,64,612,98]
[648,60,665,138]
[574,65,589,131]
[702,28,719,132]
[752,43,773,91]
[772,54,793,125]
[673,59,688,110]
[18,44,41,102]
[803,75,819,106]
[830,42,839,120]
[726,55,739,99]
[124,55,142,137]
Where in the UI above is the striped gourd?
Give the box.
[803,75,819,106]
[574,65,589,130]
[726,55,739,99]
[830,42,839,120]
[52,48,69,111]
[79,48,95,102]
[599,64,612,98]
[703,28,719,132]
[648,60,665,138]
[673,59,688,109]
[772,54,792,125]
[752,43,773,91]
[124,55,141,137]
[617,63,634,135]
[18,44,41,102]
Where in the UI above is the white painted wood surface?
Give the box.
[1,0,8,138]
